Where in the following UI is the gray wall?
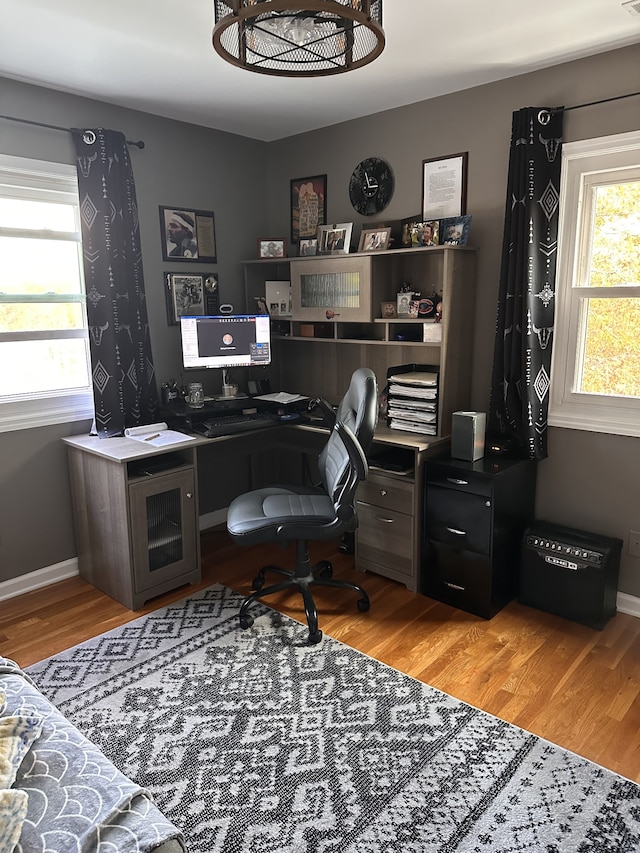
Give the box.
[263,43,640,594]
[2,42,640,597]
[0,76,268,583]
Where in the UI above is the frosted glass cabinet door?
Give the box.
[128,467,198,595]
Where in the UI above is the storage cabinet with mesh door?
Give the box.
[64,436,201,610]
[423,456,536,617]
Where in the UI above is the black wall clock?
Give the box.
[349,157,394,216]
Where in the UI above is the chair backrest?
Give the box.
[318,367,378,503]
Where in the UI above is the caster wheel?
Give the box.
[309,630,323,645]
[239,614,254,630]
[251,577,264,591]
[357,599,370,612]
[316,561,333,579]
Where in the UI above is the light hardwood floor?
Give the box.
[2,528,639,784]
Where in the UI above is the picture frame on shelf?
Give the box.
[258,238,287,258]
[165,273,219,325]
[299,238,318,256]
[380,301,397,319]
[265,280,292,316]
[358,226,391,252]
[410,220,440,247]
[317,222,352,254]
[421,152,468,220]
[439,214,472,246]
[290,174,327,246]
[159,206,217,263]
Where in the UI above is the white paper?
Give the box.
[124,422,196,446]
[254,392,307,404]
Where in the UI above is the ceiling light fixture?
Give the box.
[212,1,384,77]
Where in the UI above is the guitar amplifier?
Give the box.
[519,520,622,630]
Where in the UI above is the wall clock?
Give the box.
[349,157,394,216]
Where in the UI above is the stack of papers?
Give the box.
[254,392,308,404]
[124,422,196,446]
[387,371,439,435]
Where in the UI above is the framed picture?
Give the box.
[165,273,219,325]
[401,219,440,247]
[358,227,391,252]
[265,280,292,316]
[421,152,468,220]
[439,214,472,246]
[298,238,318,256]
[160,207,217,262]
[258,238,287,258]
[317,222,352,255]
[380,301,397,319]
[290,175,327,245]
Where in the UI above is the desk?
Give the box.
[63,422,448,609]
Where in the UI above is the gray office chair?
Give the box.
[226,367,378,644]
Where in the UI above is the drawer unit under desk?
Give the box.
[356,471,417,591]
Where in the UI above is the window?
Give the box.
[0,154,93,432]
[549,130,640,437]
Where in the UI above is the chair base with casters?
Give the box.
[227,367,379,645]
[238,539,370,644]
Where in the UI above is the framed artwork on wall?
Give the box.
[159,207,217,262]
[290,174,327,246]
[421,152,468,220]
[165,273,219,325]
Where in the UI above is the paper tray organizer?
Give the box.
[385,363,440,436]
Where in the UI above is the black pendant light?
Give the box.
[212,1,384,77]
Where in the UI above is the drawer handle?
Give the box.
[374,516,394,523]
[445,581,466,591]
[446,477,469,485]
[446,526,466,536]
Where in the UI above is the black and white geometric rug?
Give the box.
[27,584,640,852]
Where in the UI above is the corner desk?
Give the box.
[63,406,448,610]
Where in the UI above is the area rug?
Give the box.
[26,584,640,852]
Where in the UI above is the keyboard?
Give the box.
[193,411,280,438]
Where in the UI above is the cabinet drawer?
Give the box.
[426,466,493,498]
[426,485,492,555]
[422,541,494,618]
[356,500,414,577]
[358,472,413,515]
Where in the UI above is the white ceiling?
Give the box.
[2,0,639,142]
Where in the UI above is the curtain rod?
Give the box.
[0,114,145,148]
[538,91,640,125]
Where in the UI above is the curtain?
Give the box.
[488,107,563,460]
[72,128,158,438]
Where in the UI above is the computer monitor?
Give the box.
[180,314,271,371]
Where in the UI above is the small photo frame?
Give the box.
[265,280,292,317]
[258,238,287,258]
[402,219,439,247]
[165,273,218,325]
[317,223,352,255]
[380,301,397,319]
[160,207,217,263]
[397,293,414,316]
[358,227,391,252]
[422,152,468,220]
[439,214,472,246]
[299,238,318,256]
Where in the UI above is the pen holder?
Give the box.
[222,383,238,398]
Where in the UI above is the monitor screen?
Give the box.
[180,314,271,370]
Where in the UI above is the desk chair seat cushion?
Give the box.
[227,485,336,545]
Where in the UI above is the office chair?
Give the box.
[226,367,378,644]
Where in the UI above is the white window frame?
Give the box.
[0,154,94,433]
[549,130,640,438]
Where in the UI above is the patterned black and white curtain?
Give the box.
[488,107,564,460]
[72,128,158,438]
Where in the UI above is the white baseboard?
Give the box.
[615,592,640,619]
[0,511,229,603]
[0,558,79,602]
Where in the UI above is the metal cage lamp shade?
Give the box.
[212,0,384,77]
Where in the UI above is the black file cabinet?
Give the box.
[423,456,536,618]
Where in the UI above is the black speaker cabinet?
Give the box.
[519,520,622,630]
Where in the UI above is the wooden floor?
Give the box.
[2,527,640,784]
